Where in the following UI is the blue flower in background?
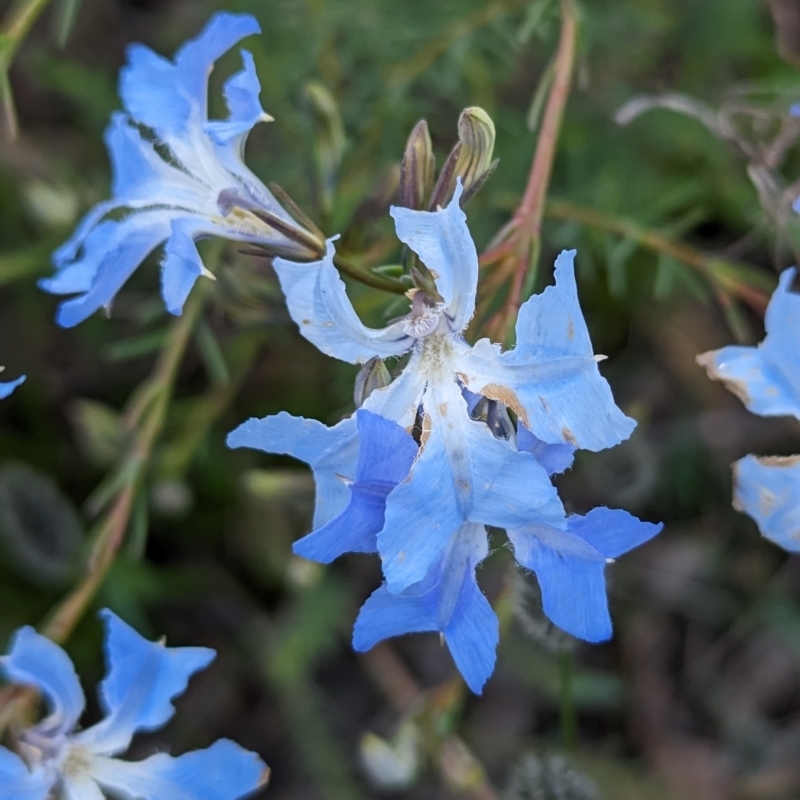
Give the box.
[0,370,24,399]
[0,609,268,800]
[228,183,661,692]
[699,267,800,552]
[42,12,314,328]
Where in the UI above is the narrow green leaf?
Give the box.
[194,319,230,386]
[52,0,83,48]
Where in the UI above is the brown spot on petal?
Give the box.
[439,403,448,417]
[561,427,578,446]
[696,351,751,405]
[302,319,311,325]
[480,383,528,427]
[567,317,575,340]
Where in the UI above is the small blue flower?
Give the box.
[42,12,312,327]
[0,609,268,800]
[699,267,800,552]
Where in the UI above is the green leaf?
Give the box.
[52,0,83,48]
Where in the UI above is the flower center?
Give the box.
[403,290,445,339]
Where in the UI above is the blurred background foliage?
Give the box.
[1,0,800,798]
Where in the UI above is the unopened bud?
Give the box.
[430,107,497,208]
[354,357,392,407]
[400,120,435,210]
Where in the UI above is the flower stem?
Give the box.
[41,282,208,645]
[558,648,578,753]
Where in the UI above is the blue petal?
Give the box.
[0,749,55,800]
[0,374,25,399]
[51,210,174,328]
[74,610,214,756]
[362,352,427,428]
[567,507,662,559]
[698,268,800,421]
[517,424,575,475]
[390,181,478,332]
[120,13,260,140]
[378,380,565,593]
[733,454,800,553]
[227,412,359,529]
[1,626,84,736]
[354,523,497,694]
[88,739,268,800]
[204,51,269,150]
[273,239,413,364]
[293,410,417,563]
[513,530,612,642]
[508,509,661,641]
[457,250,636,451]
[161,223,208,315]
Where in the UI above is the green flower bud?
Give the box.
[400,119,435,210]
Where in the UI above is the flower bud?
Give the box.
[354,356,392,407]
[400,120,435,210]
[430,107,498,208]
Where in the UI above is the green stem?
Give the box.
[41,284,208,644]
[333,253,408,294]
[1,0,51,54]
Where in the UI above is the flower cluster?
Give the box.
[0,609,268,800]
[42,13,320,328]
[229,182,662,693]
[698,268,800,552]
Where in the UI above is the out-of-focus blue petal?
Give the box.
[734,454,800,552]
[1,626,84,736]
[0,749,55,800]
[457,250,636,451]
[88,739,268,800]
[61,773,104,800]
[517,423,575,475]
[354,523,497,694]
[378,380,565,593]
[390,181,477,332]
[273,239,413,364]
[161,224,207,316]
[0,375,25,399]
[698,268,800,421]
[293,410,417,563]
[508,509,661,641]
[568,507,662,559]
[50,211,174,328]
[791,103,800,117]
[204,51,269,150]
[120,13,260,140]
[227,412,359,528]
[74,610,214,756]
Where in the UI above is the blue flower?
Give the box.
[0,609,268,800]
[699,267,800,552]
[271,182,636,595]
[42,12,316,328]
[228,184,661,692]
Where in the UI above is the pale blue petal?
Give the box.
[120,13,260,140]
[354,523,497,694]
[106,112,169,200]
[1,626,84,736]
[378,381,565,592]
[227,412,359,528]
[457,250,636,451]
[50,210,174,328]
[273,239,413,364]
[89,739,268,800]
[74,610,214,756]
[698,268,800,420]
[517,424,575,475]
[161,223,206,316]
[390,181,478,332]
[0,749,55,800]
[293,410,417,562]
[0,375,25,399]
[734,454,800,552]
[568,507,662,559]
[362,352,427,428]
[204,51,269,150]
[174,14,261,121]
